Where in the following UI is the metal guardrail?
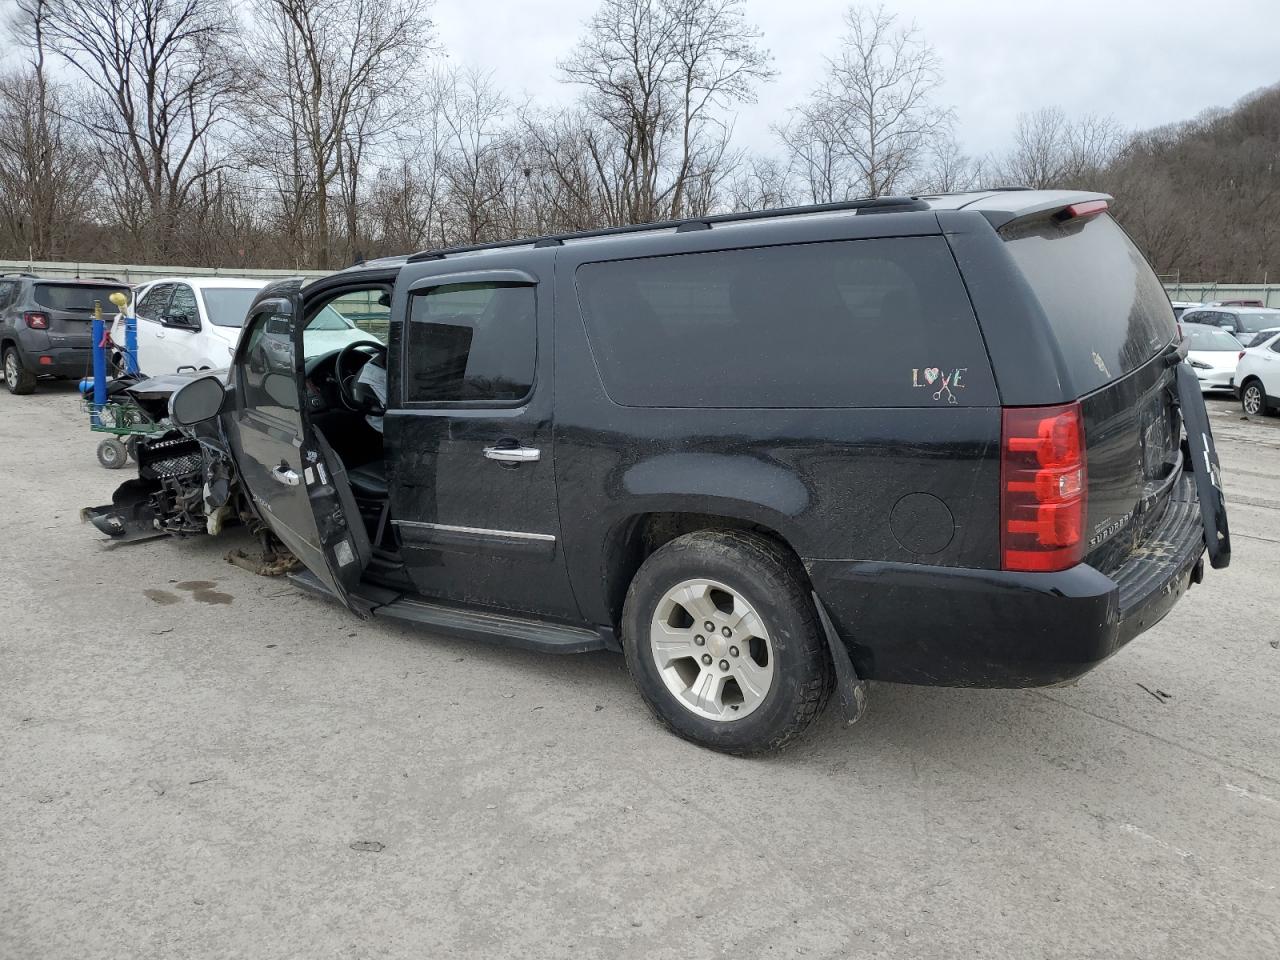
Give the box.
[7,259,1278,308]
[1,259,329,283]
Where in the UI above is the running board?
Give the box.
[288,569,608,654]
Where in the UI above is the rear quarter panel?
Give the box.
[550,216,1003,625]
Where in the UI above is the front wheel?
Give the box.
[97,437,128,469]
[622,531,833,755]
[1241,380,1270,417]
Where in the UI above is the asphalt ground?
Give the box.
[2,382,1278,959]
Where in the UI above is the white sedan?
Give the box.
[1180,322,1243,394]
[1236,331,1280,416]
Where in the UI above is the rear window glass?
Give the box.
[1234,310,1280,334]
[34,284,128,312]
[1183,327,1240,351]
[200,287,261,328]
[575,237,995,408]
[1003,214,1175,393]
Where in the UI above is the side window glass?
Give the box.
[240,311,299,412]
[136,283,173,320]
[0,281,15,309]
[405,282,536,403]
[168,284,199,326]
[575,237,995,408]
[1269,338,1280,356]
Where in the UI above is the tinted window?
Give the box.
[200,287,260,328]
[168,284,199,324]
[575,237,994,408]
[136,283,174,319]
[1003,214,1176,393]
[33,283,129,312]
[406,282,535,403]
[0,281,17,309]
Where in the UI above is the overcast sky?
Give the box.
[434,0,1280,158]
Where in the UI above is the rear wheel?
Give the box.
[622,531,832,755]
[1241,379,1270,417]
[3,346,35,395]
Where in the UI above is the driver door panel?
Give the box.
[227,290,371,614]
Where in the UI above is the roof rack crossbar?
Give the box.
[405,196,930,263]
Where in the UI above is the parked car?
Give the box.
[1205,299,1265,308]
[0,273,131,394]
[1170,300,1201,319]
[1236,331,1280,416]
[86,190,1228,755]
[1180,306,1280,347]
[1180,322,1243,393]
[127,277,269,375]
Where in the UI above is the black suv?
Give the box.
[89,190,1228,754]
[0,274,130,394]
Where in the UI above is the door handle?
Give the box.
[483,445,541,463]
[272,464,301,486]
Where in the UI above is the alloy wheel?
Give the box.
[1243,384,1262,416]
[3,350,15,384]
[649,578,775,721]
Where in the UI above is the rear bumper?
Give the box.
[10,333,91,378]
[34,346,91,378]
[806,474,1206,687]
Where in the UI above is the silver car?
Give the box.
[1180,306,1280,348]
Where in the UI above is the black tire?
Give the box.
[1241,379,1271,417]
[97,437,128,469]
[622,530,833,755]
[3,346,36,395]
[125,436,142,462]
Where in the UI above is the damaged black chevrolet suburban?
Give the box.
[87,190,1230,754]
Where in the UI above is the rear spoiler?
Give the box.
[971,192,1114,231]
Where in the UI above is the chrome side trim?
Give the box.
[391,519,556,543]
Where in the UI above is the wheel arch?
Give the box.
[600,509,809,632]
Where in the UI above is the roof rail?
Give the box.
[1,271,37,278]
[406,195,930,263]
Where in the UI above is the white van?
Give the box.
[128,277,268,374]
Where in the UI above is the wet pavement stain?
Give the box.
[143,589,181,605]
[174,580,233,605]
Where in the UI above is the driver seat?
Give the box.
[347,460,390,546]
[347,461,387,498]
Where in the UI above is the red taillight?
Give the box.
[24,311,49,329]
[1001,402,1087,573]
[1056,199,1109,221]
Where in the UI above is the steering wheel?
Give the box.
[334,341,387,413]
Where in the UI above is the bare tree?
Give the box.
[725,154,794,211]
[246,0,432,268]
[559,0,771,223]
[783,5,951,199]
[0,0,98,259]
[994,107,1124,188]
[916,132,983,194]
[33,0,240,258]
